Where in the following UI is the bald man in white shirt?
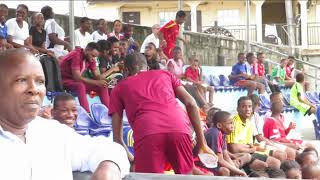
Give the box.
[0,48,129,180]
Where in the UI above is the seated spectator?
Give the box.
[60,42,110,113]
[263,92,285,121]
[0,4,13,50]
[157,48,168,68]
[140,24,160,53]
[41,6,70,59]
[74,17,92,49]
[246,52,273,93]
[110,53,216,174]
[6,4,38,53]
[227,96,281,169]
[301,165,320,179]
[185,57,214,106]
[229,53,265,95]
[290,73,317,117]
[123,24,138,54]
[255,52,266,77]
[119,40,128,59]
[286,56,295,80]
[270,58,295,87]
[297,151,318,168]
[107,36,121,65]
[263,101,302,150]
[91,18,108,42]
[144,42,160,70]
[29,12,54,56]
[280,160,301,179]
[250,94,295,160]
[0,48,129,179]
[265,167,286,178]
[97,39,121,77]
[108,19,123,41]
[204,111,248,176]
[167,46,184,78]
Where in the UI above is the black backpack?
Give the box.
[39,55,64,92]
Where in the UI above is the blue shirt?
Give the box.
[230,62,248,85]
[0,23,8,39]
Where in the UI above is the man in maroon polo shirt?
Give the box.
[110,53,215,174]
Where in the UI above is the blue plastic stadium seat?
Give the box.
[91,103,112,126]
[74,105,98,135]
[123,126,134,155]
[306,92,320,104]
[260,95,271,109]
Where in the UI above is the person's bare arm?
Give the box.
[7,35,27,48]
[112,113,134,162]
[228,144,255,154]
[91,160,121,180]
[100,66,120,79]
[298,95,314,107]
[218,151,247,176]
[175,86,216,156]
[72,69,107,87]
[48,33,71,51]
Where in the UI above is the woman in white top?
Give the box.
[41,6,70,60]
[6,4,37,53]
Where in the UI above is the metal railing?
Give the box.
[251,43,320,91]
[202,25,257,42]
[307,22,320,45]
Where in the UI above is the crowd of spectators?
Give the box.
[0,3,320,179]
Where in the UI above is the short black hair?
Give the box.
[249,94,260,108]
[123,24,133,33]
[113,19,122,26]
[270,92,282,101]
[246,52,254,60]
[41,6,53,19]
[176,10,186,18]
[85,42,100,51]
[296,152,315,165]
[303,147,319,157]
[97,40,111,52]
[257,52,264,58]
[17,4,28,13]
[53,92,75,109]
[206,107,221,127]
[96,18,105,26]
[124,52,147,75]
[237,52,245,58]
[0,4,8,9]
[213,111,231,127]
[265,167,286,178]
[80,17,90,24]
[280,160,301,173]
[107,36,119,44]
[296,73,305,83]
[173,46,182,54]
[237,96,252,108]
[288,56,295,60]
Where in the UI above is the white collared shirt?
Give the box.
[140,33,159,53]
[0,116,129,180]
[91,30,108,42]
[74,29,92,48]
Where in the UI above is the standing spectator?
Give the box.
[229,53,265,95]
[159,10,186,59]
[140,24,160,53]
[6,4,37,53]
[60,42,110,113]
[91,18,108,42]
[29,13,54,56]
[109,19,123,41]
[0,4,12,49]
[110,52,216,173]
[74,17,92,49]
[41,5,70,59]
[270,58,295,87]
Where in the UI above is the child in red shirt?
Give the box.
[185,57,214,105]
[263,101,302,150]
